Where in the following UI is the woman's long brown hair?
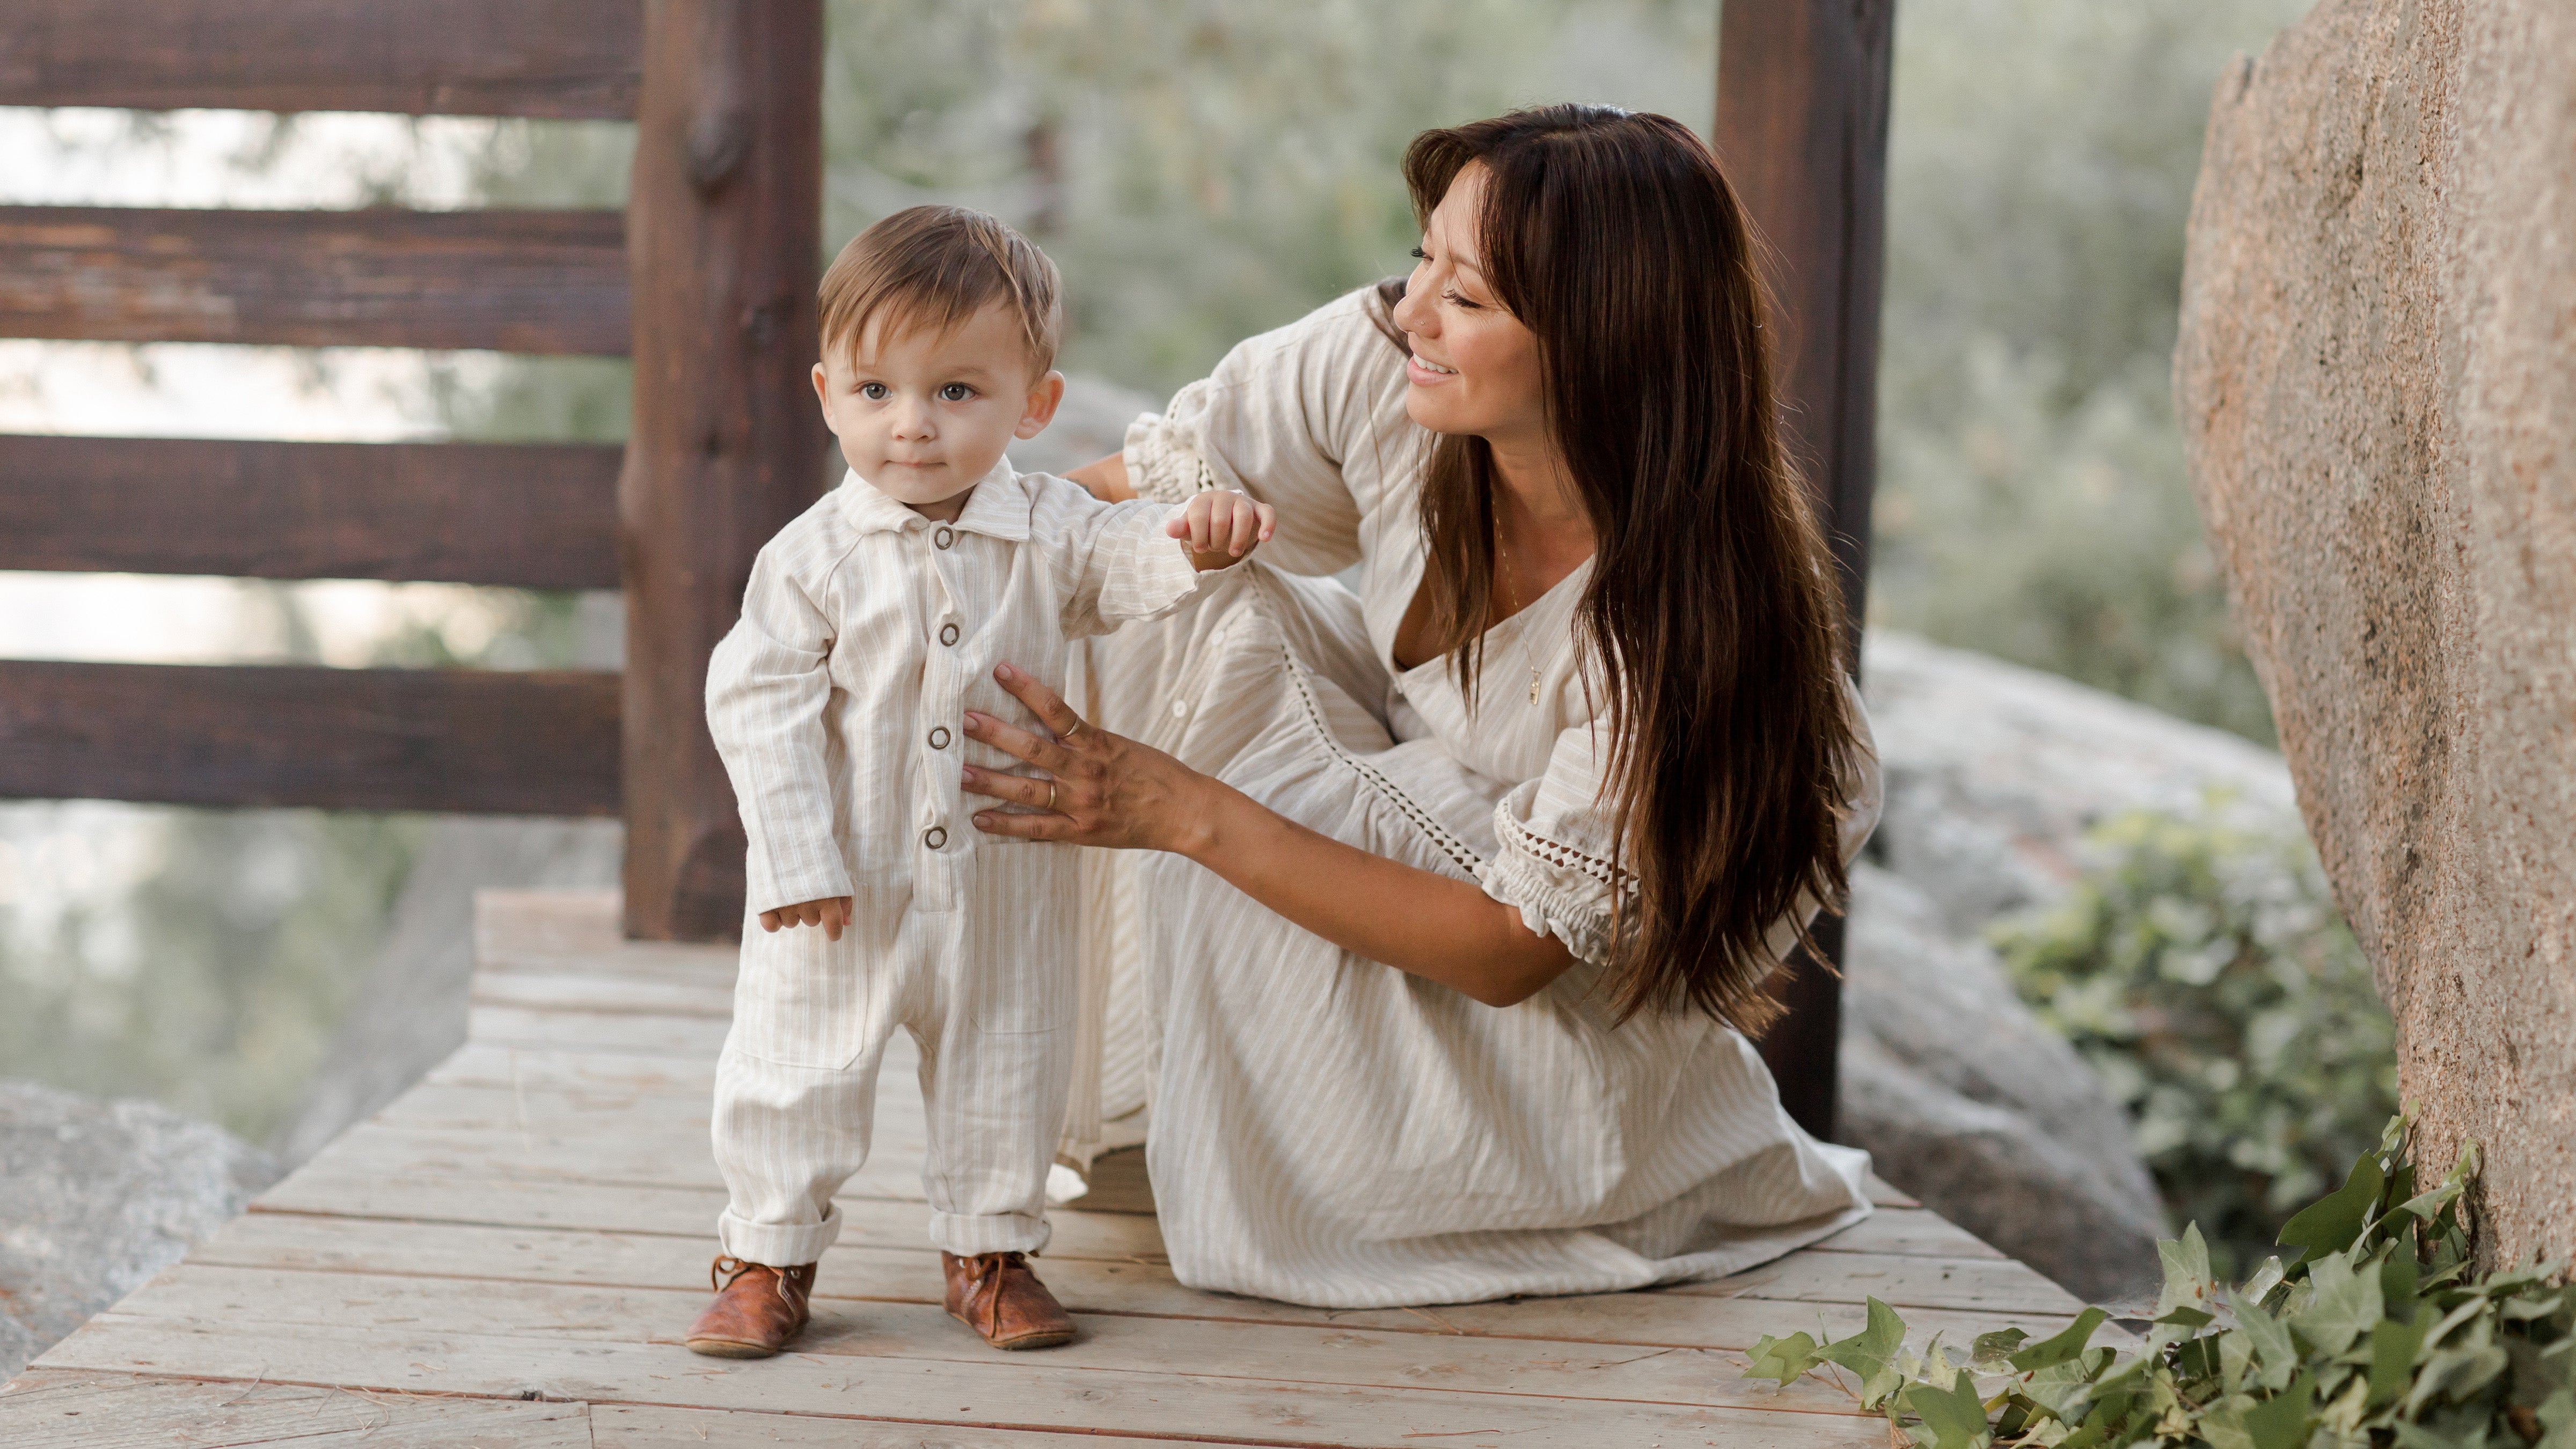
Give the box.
[1399,105,1861,1033]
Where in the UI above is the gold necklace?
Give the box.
[1495,539,1542,705]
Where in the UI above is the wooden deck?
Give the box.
[2,890,2097,1447]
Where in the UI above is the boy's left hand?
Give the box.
[1166,489,1276,570]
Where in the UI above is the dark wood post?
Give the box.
[622,0,829,941]
[1715,0,1897,1140]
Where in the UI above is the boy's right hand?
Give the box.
[759,896,853,941]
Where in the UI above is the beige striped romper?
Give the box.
[704,459,1204,1268]
[1056,287,1885,1308]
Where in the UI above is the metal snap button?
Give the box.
[923,825,948,850]
[939,622,960,646]
[933,526,955,550]
[928,727,951,750]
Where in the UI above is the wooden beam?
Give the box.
[0,1,642,119]
[1717,0,1898,1143]
[620,1,830,940]
[0,662,620,815]
[0,435,621,589]
[0,207,630,355]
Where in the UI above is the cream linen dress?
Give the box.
[1057,287,1884,1310]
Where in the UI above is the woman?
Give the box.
[960,105,1882,1309]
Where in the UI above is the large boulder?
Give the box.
[2175,0,2576,1264]
[1842,632,2307,1302]
[0,1081,277,1380]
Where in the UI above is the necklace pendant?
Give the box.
[1529,665,1541,704]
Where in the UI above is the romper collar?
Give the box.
[833,456,1035,542]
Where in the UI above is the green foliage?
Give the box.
[1744,1120,2575,1449]
[1998,804,2401,1278]
[0,806,420,1144]
[1869,0,2315,742]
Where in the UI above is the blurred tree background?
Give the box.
[2,0,2333,1166]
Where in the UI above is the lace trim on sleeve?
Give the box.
[1476,806,1631,967]
[1121,408,1219,505]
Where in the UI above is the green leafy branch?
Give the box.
[1744,1117,2573,1449]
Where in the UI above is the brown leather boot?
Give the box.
[941,1250,1076,1350]
[685,1255,817,1358]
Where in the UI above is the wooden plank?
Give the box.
[1669,1250,2088,1317]
[471,970,734,1019]
[429,1042,720,1096]
[191,1212,2095,1352]
[620,0,831,941]
[42,1313,1893,1448]
[468,1002,728,1053]
[0,1,641,118]
[1810,1209,2004,1260]
[1718,0,1897,1141]
[0,661,619,814]
[592,1402,1206,1448]
[0,207,629,355]
[0,1367,592,1448]
[0,435,621,588]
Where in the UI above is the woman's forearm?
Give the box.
[1176,777,1575,1007]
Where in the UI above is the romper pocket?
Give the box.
[732,919,884,1070]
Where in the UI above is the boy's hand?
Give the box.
[759,896,852,941]
[1166,489,1276,570]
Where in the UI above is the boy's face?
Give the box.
[811,300,1064,515]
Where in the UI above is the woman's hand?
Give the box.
[961,663,1218,855]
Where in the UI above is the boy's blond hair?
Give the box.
[818,206,1063,377]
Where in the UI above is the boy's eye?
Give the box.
[938,383,975,403]
[1409,246,1429,261]
[859,382,889,401]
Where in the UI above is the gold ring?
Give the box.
[1062,716,1088,741]
[1048,780,1059,811]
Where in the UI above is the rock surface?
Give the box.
[0,1081,277,1380]
[1842,632,2306,1302]
[2174,0,2575,1265]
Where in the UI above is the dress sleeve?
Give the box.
[1119,289,1407,576]
[1475,676,1886,969]
[1029,479,1208,639]
[705,541,853,917]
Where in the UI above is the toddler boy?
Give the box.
[685,206,1269,1358]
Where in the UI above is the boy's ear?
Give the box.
[810,362,835,430]
[1015,370,1066,440]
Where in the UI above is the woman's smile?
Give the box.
[1406,350,1460,385]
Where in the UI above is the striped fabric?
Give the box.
[1058,288,1884,1309]
[705,458,1204,1265]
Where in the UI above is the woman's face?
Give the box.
[1391,164,1547,447]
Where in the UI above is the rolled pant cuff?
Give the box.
[930,1209,1050,1257]
[718,1203,840,1267]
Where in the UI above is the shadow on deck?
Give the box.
[1,890,2095,1447]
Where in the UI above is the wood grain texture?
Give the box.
[0,1368,594,1448]
[619,0,832,941]
[0,661,619,814]
[0,0,642,118]
[1717,0,1897,1144]
[0,207,630,354]
[0,435,621,588]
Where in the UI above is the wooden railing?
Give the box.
[0,0,829,942]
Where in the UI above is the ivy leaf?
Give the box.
[2279,1148,2385,1268]
[2155,1224,2216,1319]
[2241,1383,2314,1449]
[2009,1308,2110,1373]
[2242,1256,2289,1308]
[2381,1249,2423,1319]
[2293,1252,2384,1357]
[2227,1287,2301,1393]
[2367,1313,2431,1407]
[1904,1369,1995,1449]
[1972,1326,2030,1370]
[1744,1330,1822,1387]
[1818,1298,1911,1408]
[2536,1388,2576,1449]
